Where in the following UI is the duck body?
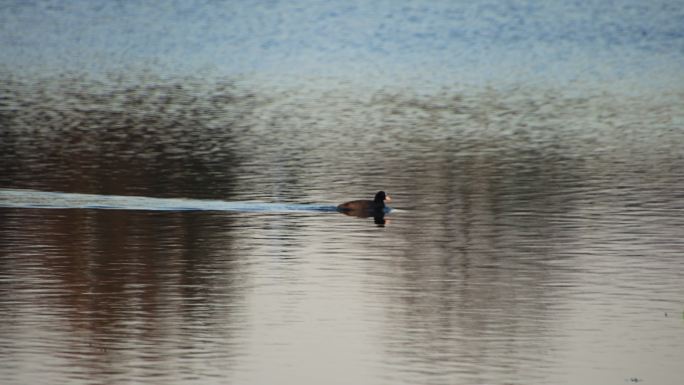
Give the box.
[337,191,391,217]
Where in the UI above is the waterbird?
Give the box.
[337,191,391,216]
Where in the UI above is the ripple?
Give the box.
[0,189,340,213]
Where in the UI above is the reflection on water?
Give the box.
[1,75,684,385]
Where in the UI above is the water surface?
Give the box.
[2,1,684,383]
[1,76,683,385]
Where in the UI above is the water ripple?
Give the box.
[0,189,339,213]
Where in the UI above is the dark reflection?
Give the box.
[373,213,388,226]
[337,208,388,226]
[0,207,247,381]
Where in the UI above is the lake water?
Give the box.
[2,1,684,384]
[2,75,683,385]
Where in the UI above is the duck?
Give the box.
[337,191,391,215]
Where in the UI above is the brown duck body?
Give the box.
[337,199,381,212]
[337,191,391,214]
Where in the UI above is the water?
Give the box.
[0,189,342,213]
[2,0,683,90]
[1,75,683,385]
[2,1,684,384]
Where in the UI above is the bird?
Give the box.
[337,191,391,216]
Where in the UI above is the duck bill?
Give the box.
[384,195,392,202]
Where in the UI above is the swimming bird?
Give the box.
[337,191,391,215]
